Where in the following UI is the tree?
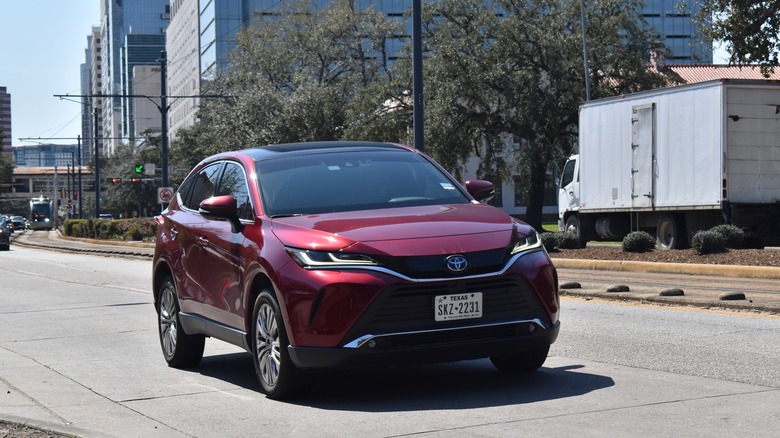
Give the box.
[0,152,14,194]
[361,0,669,230]
[695,0,780,71]
[191,0,400,152]
[0,126,14,193]
[100,135,162,217]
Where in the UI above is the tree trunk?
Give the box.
[524,156,547,232]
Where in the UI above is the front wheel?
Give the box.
[490,346,550,373]
[564,215,587,248]
[158,275,205,368]
[252,290,308,399]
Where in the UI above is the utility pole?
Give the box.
[412,0,425,152]
[77,135,83,218]
[580,0,591,101]
[94,108,101,218]
[160,51,170,202]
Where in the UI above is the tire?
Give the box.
[656,214,685,250]
[490,345,550,373]
[251,290,308,399]
[158,275,205,368]
[0,244,9,251]
[564,215,587,248]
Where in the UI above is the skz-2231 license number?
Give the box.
[434,292,482,321]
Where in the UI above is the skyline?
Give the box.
[0,1,100,147]
[1,1,729,149]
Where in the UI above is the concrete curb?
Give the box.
[552,258,780,280]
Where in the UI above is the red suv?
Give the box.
[153,141,559,399]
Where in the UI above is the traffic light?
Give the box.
[130,178,141,183]
[134,164,144,174]
[110,178,122,183]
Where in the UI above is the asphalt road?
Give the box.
[1,241,779,437]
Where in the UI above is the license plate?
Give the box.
[434,292,482,321]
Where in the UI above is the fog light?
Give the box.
[368,339,377,348]
[528,324,537,334]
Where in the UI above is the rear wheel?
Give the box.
[158,275,205,367]
[251,290,308,399]
[656,214,685,250]
[490,346,550,373]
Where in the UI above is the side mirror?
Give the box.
[199,195,243,233]
[465,179,495,203]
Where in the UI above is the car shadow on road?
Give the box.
[192,352,614,411]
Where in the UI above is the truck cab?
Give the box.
[557,154,580,234]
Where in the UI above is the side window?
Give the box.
[560,158,576,188]
[183,163,223,210]
[218,162,253,220]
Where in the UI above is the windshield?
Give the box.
[256,150,469,217]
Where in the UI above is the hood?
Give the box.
[271,204,532,256]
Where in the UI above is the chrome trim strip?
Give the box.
[342,318,547,349]
[300,248,545,283]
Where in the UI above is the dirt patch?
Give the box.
[549,246,780,267]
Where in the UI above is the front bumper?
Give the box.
[289,318,560,369]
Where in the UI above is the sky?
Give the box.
[0,1,100,147]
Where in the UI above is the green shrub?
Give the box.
[710,224,744,248]
[622,231,656,253]
[557,231,580,249]
[540,232,559,252]
[692,230,727,254]
[63,218,158,241]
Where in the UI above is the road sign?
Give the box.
[145,163,156,176]
[157,187,174,204]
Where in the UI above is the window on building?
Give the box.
[513,173,558,207]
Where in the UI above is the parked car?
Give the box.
[98,213,114,220]
[0,216,10,250]
[153,141,560,399]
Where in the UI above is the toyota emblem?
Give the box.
[446,255,468,272]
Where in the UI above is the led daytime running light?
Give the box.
[286,247,379,267]
[511,232,542,254]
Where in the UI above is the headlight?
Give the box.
[286,247,379,268]
[511,232,542,254]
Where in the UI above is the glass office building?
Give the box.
[100,0,170,153]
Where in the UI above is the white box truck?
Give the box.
[558,79,780,249]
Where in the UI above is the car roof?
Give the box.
[240,141,413,161]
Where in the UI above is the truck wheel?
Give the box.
[656,214,683,250]
[564,216,587,248]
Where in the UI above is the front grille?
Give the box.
[341,275,547,344]
[376,248,509,278]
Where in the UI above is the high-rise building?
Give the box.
[0,86,11,153]
[99,0,170,155]
[642,0,712,64]
[80,26,102,167]
[122,34,166,143]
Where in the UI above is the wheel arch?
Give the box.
[244,270,275,344]
[152,260,174,308]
